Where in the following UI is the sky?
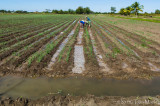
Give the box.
[0,0,160,13]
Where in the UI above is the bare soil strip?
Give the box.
[47,22,78,70]
[89,29,110,72]
[72,28,85,74]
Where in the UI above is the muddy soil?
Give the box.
[1,95,160,106]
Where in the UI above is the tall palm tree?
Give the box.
[131,2,144,17]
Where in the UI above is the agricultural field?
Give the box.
[1,14,160,105]
[0,14,160,79]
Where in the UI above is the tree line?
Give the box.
[51,7,93,14]
[155,9,160,14]
[0,3,160,15]
[119,2,144,16]
[117,2,160,16]
[0,6,93,14]
[0,10,28,13]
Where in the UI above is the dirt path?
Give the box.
[89,29,110,72]
[72,28,85,74]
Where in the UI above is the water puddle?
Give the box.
[72,28,85,73]
[89,29,110,72]
[1,76,160,100]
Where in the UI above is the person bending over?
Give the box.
[86,16,91,28]
[80,20,85,28]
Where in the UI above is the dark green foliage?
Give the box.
[155,9,160,14]
[111,7,116,13]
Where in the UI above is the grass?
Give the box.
[114,16,160,23]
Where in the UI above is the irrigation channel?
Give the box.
[1,76,160,100]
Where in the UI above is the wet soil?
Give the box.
[1,95,160,106]
[1,76,160,106]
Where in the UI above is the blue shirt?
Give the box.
[80,21,85,24]
[87,17,91,21]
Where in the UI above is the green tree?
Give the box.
[44,9,51,13]
[126,6,133,15]
[119,8,125,15]
[84,7,91,14]
[131,2,144,17]
[68,9,75,14]
[52,10,59,14]
[155,9,160,14]
[0,10,7,13]
[58,10,64,14]
[15,10,28,13]
[144,12,149,16]
[111,7,116,14]
[76,6,84,14]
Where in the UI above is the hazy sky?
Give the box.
[0,0,159,13]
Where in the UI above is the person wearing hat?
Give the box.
[86,16,91,28]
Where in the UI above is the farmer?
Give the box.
[79,20,85,28]
[86,16,91,28]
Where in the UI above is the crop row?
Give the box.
[0,20,75,62]
[25,20,78,70]
[0,19,73,50]
[3,20,77,69]
[0,15,78,36]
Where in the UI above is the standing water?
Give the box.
[1,76,160,100]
